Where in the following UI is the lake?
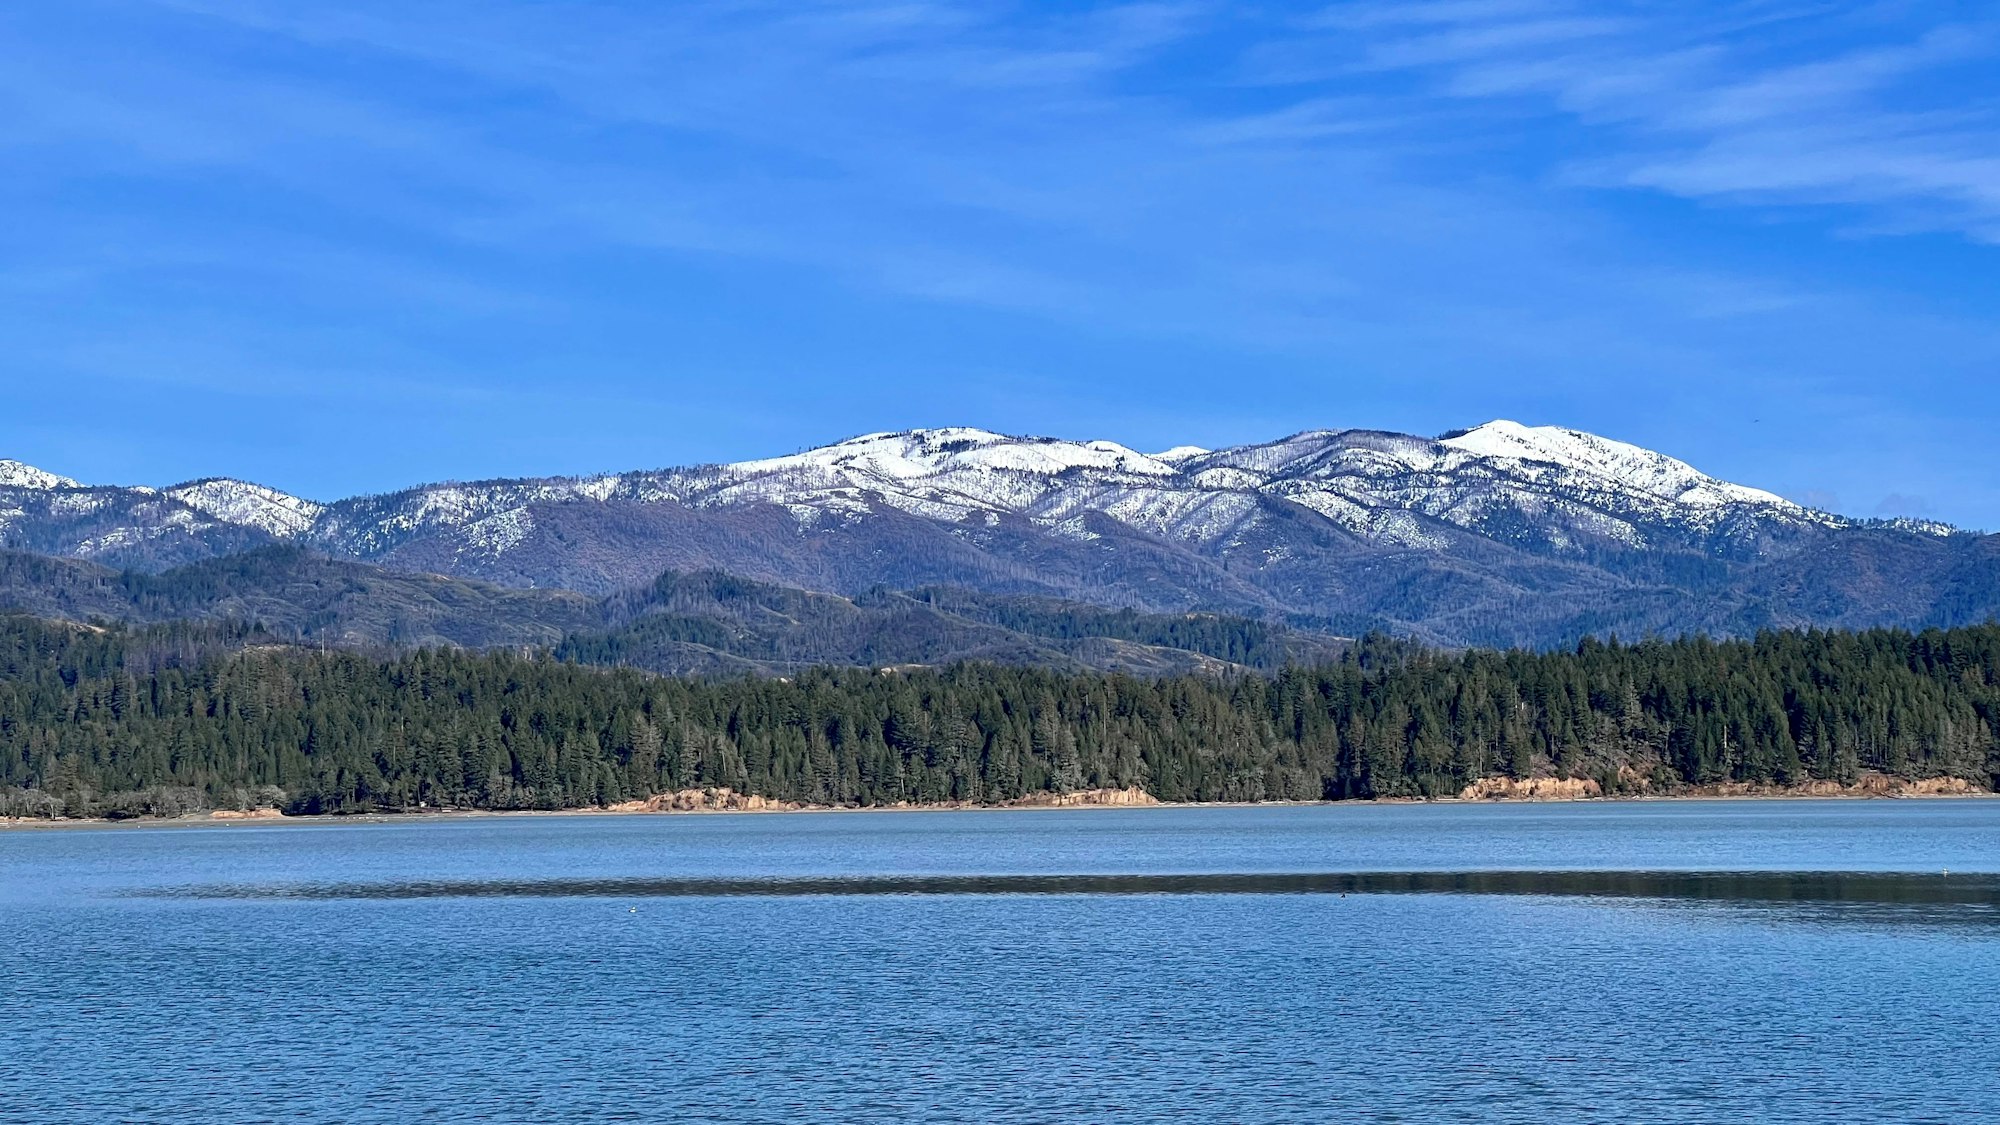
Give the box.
[4,800,1998,1123]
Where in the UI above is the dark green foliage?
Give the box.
[897,587,1302,667]
[4,615,1998,818]
[560,571,1344,675]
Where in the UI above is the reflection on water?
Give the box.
[147,868,2000,922]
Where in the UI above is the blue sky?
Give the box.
[3,1,1998,527]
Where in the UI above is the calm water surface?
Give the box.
[4,800,1998,1123]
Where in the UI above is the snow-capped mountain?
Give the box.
[165,479,327,538]
[1439,421,1795,508]
[0,459,78,490]
[618,420,1840,555]
[2,422,1989,647]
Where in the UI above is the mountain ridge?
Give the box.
[3,420,1990,648]
[0,419,1840,516]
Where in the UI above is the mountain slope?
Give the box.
[0,547,1331,674]
[0,547,600,649]
[561,569,1340,676]
[2,421,1990,647]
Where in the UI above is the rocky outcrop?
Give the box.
[1899,776,1985,795]
[208,807,285,820]
[1004,787,1160,808]
[1458,776,1603,801]
[595,786,1161,814]
[600,788,801,813]
[1691,773,1985,798]
[1459,771,1986,802]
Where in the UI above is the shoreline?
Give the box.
[5,782,1993,831]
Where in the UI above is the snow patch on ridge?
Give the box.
[461,506,536,556]
[0,460,79,490]
[732,428,1180,484]
[166,479,326,538]
[1440,420,1792,509]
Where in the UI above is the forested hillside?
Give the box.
[559,570,1342,675]
[3,615,1995,818]
[0,547,1338,675]
[0,546,600,648]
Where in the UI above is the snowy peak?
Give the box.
[731,428,1180,483]
[165,479,325,538]
[1439,420,1793,509]
[688,420,1829,558]
[0,459,80,490]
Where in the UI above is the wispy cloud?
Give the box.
[0,1,1997,522]
[1289,1,2000,241]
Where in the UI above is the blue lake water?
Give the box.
[4,800,1999,1123]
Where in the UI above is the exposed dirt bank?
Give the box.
[1458,771,1985,801]
[4,778,1988,829]
[1458,777,1604,800]
[588,785,1160,814]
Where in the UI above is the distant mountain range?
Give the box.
[3,421,1995,649]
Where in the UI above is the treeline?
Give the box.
[2,615,1998,817]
